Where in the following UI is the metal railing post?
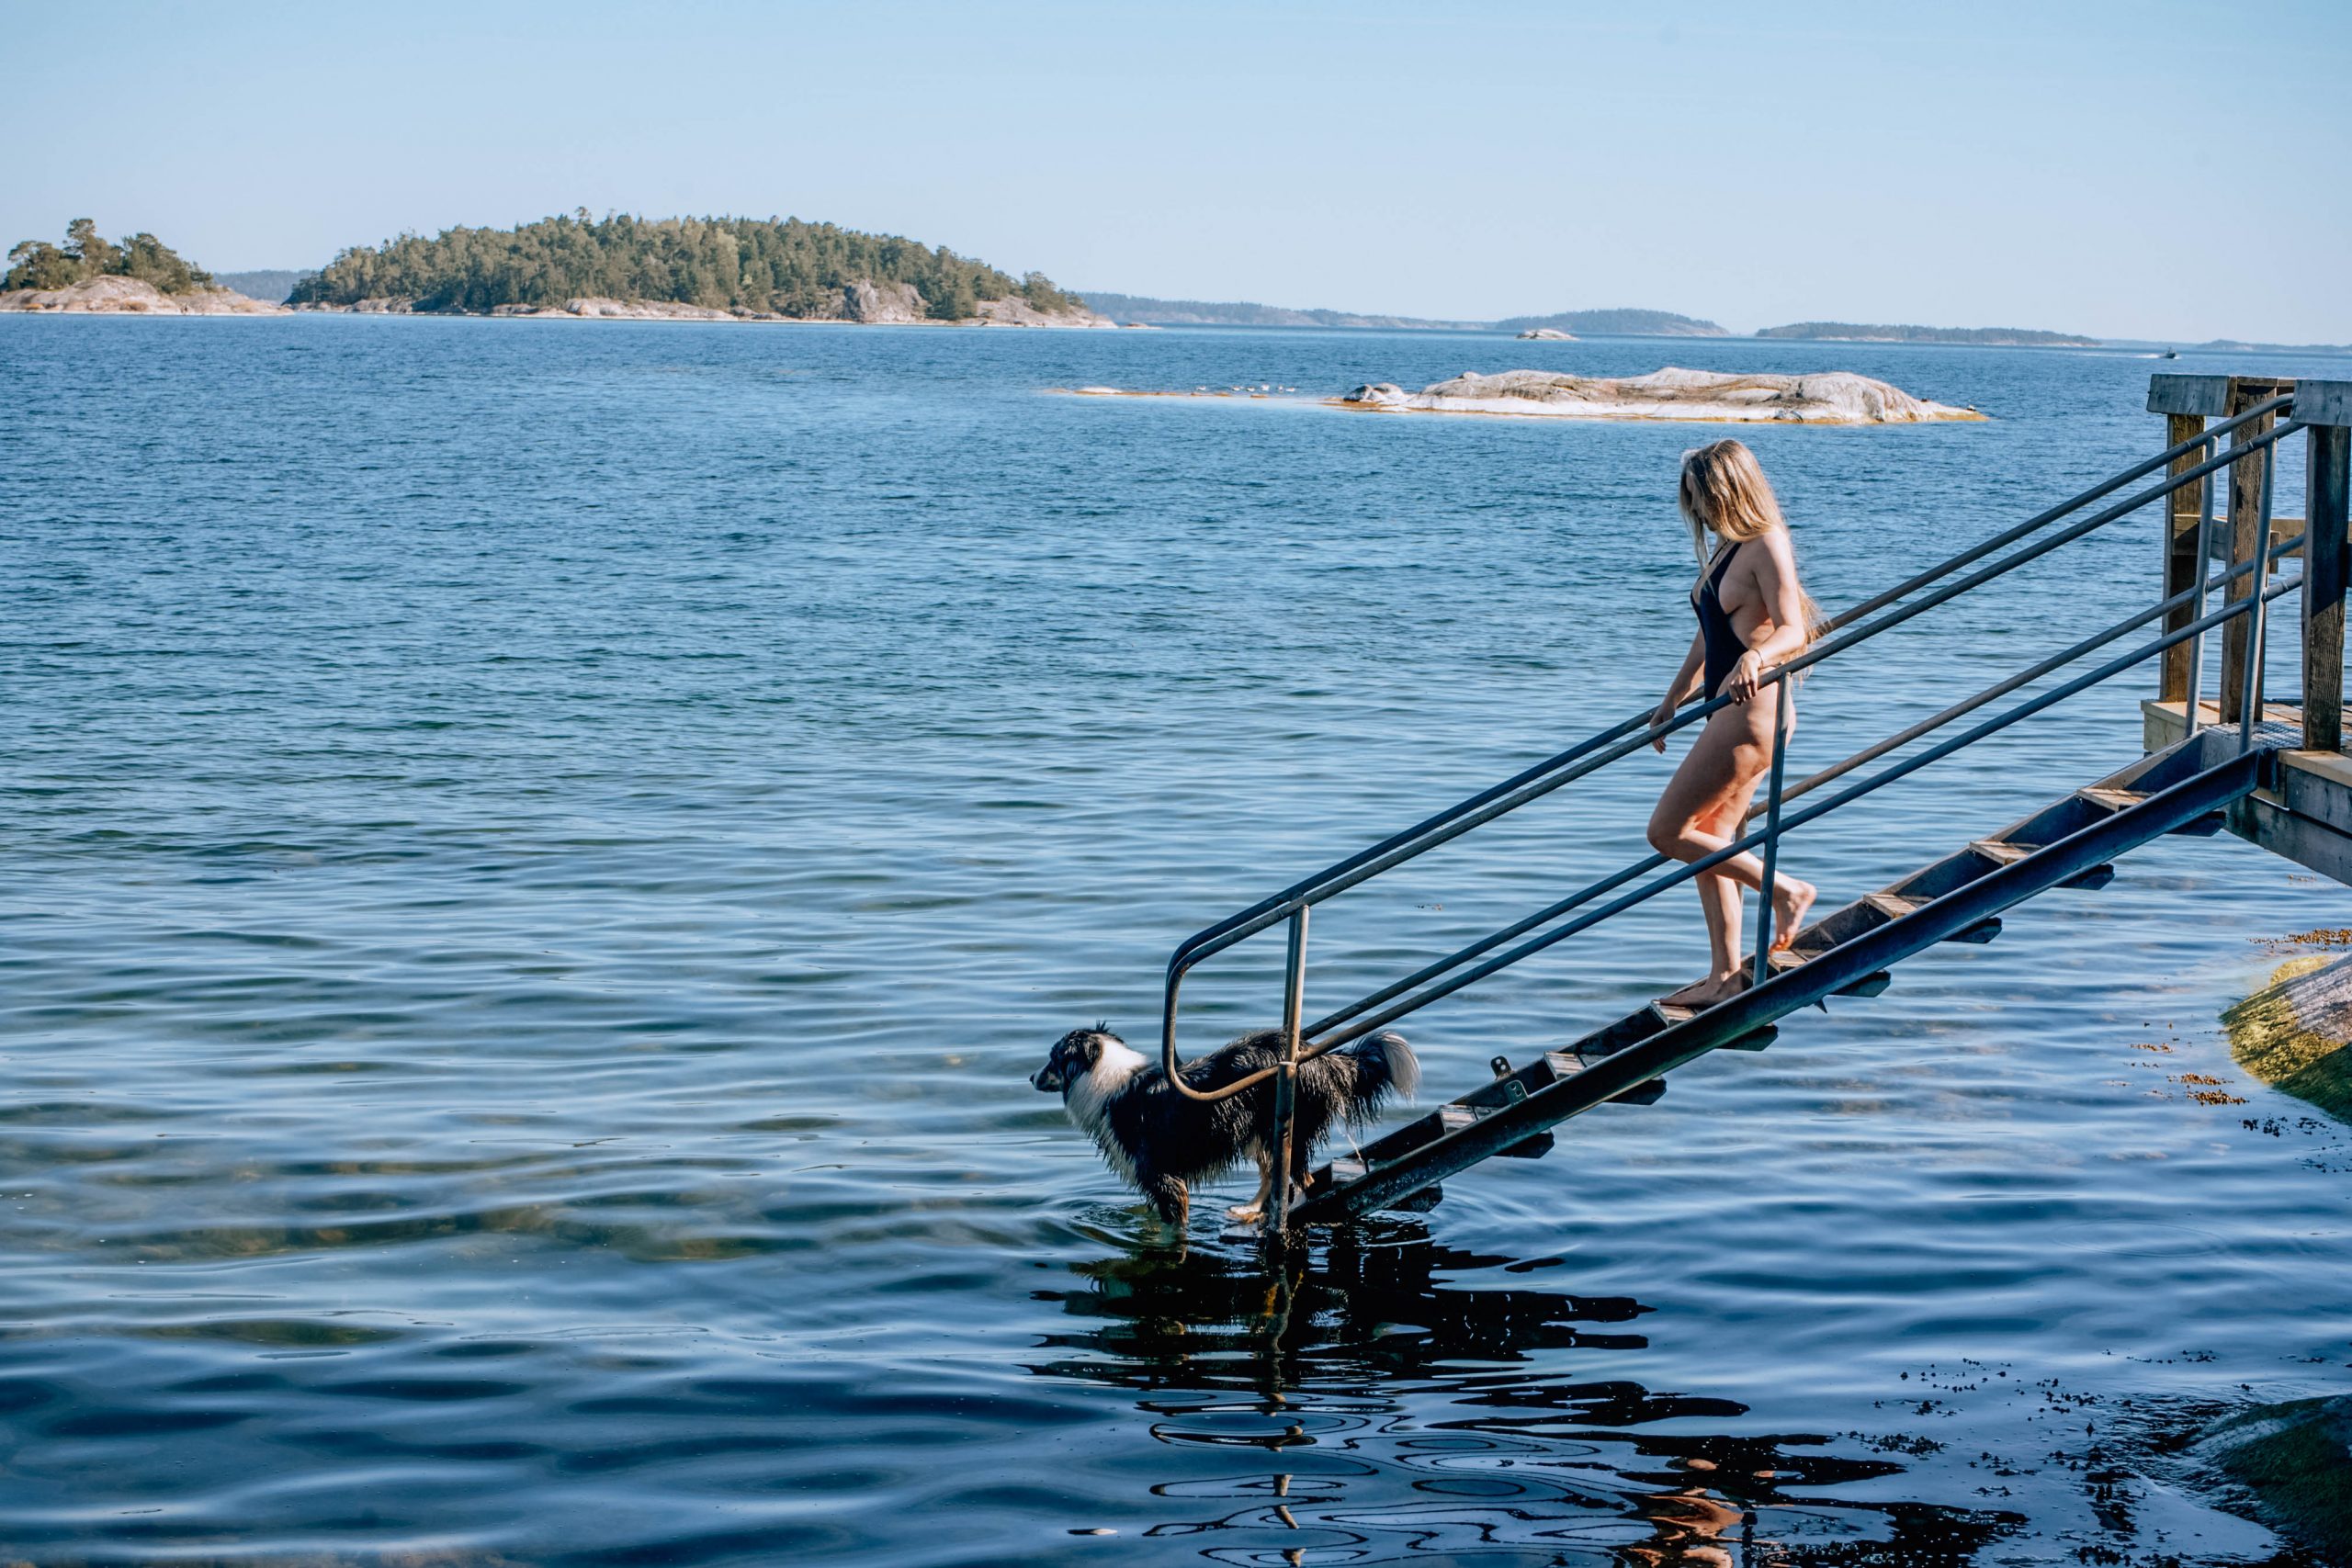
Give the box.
[2241,446,2278,751]
[1268,906,1307,1231]
[1751,677,1792,988]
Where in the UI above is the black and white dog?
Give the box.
[1030,1023,1419,1227]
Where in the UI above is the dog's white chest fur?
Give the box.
[1062,1037,1148,1184]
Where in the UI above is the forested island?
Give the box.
[6,219,214,294]
[1078,293,1725,336]
[1754,321,2097,346]
[2,220,281,313]
[288,212,1106,324]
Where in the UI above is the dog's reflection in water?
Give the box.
[1026,1224,2019,1563]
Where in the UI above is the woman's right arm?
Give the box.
[1650,629,1705,752]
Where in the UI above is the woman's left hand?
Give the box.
[1718,650,1765,704]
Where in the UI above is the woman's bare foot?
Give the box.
[1665,969,1750,1008]
[1770,878,1816,951]
[1225,1202,1264,1224]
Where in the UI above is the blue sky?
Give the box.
[6,0,2347,340]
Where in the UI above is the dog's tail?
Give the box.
[1305,1030,1419,1122]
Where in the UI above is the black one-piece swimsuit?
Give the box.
[1693,541,1746,699]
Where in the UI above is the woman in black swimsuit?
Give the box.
[1645,440,1817,1006]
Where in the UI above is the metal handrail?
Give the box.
[1159,392,2297,989]
[1301,545,2305,1055]
[1159,404,2302,1106]
[1163,392,2297,981]
[1310,527,2300,1042]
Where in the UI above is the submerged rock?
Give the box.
[2190,1395,2352,1561]
[1338,366,1982,423]
[2223,953,2352,1122]
[0,276,283,314]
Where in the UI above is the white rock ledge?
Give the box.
[0,276,284,314]
[1340,367,1984,423]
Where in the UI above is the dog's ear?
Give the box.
[1073,1033,1102,1068]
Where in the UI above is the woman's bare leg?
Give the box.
[1692,798,1748,985]
[1649,709,1815,1001]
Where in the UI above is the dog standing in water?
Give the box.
[1030,1024,1418,1227]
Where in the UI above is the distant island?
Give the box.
[1075,292,1490,331]
[1495,309,1726,337]
[2,220,280,314]
[288,212,1109,326]
[1753,321,2098,346]
[1077,292,1725,336]
[212,269,313,305]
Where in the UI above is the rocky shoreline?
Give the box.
[4,273,1114,327]
[0,276,284,314]
[290,276,1113,327]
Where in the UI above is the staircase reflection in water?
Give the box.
[1026,1221,2019,1566]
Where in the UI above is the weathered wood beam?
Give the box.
[2147,374,2233,418]
[2294,379,2352,429]
[2159,409,2208,700]
[2307,422,2352,751]
[2219,377,2294,725]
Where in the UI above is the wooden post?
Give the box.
[2218,377,2293,726]
[2147,375,2232,708]
[2159,411,2208,700]
[2305,413,2352,751]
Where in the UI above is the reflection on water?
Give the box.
[1030,1224,2019,1565]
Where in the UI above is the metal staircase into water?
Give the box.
[1148,384,2320,1232]
[1291,736,2255,1222]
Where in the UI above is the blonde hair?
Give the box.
[1678,439,1825,648]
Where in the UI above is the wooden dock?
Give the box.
[2146,375,2352,885]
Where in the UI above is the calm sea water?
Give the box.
[4,317,2350,1566]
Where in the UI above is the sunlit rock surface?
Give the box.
[2225,953,2352,1122]
[2191,1395,2352,1562]
[0,276,283,314]
[1340,366,1983,423]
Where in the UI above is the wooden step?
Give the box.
[1973,838,2114,890]
[1574,1000,1692,1057]
[1546,1050,1666,1103]
[1317,1156,1442,1211]
[1434,1102,1555,1159]
[1866,891,2001,943]
[2078,785,2146,814]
